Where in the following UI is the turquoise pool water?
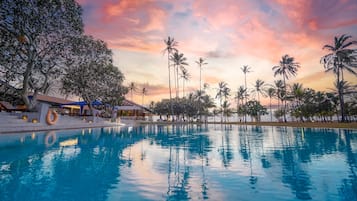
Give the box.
[0,125,356,201]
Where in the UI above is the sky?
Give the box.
[77,0,357,106]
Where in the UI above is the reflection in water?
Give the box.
[0,125,356,201]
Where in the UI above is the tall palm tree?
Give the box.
[196,58,208,92]
[128,82,136,101]
[272,54,300,122]
[141,87,147,106]
[180,67,190,97]
[216,82,230,122]
[252,79,266,103]
[163,36,178,118]
[266,87,276,122]
[241,65,251,122]
[321,34,357,122]
[171,51,188,98]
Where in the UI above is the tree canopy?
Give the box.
[61,35,127,112]
[0,0,83,110]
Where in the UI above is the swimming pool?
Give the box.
[0,125,356,201]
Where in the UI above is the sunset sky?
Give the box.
[77,0,357,105]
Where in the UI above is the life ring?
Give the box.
[46,109,58,125]
[44,131,57,147]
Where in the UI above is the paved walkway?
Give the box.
[0,111,127,134]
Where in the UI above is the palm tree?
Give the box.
[291,83,304,107]
[194,89,206,121]
[171,51,188,98]
[290,83,304,121]
[128,82,136,101]
[149,101,155,111]
[235,86,246,121]
[266,87,275,122]
[180,67,190,97]
[274,80,285,109]
[252,79,266,103]
[272,54,300,122]
[163,36,178,118]
[196,58,208,92]
[216,82,230,122]
[321,34,357,122]
[141,87,147,106]
[222,100,232,122]
[201,95,215,123]
[241,65,251,122]
[251,79,267,121]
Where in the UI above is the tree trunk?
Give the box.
[244,74,247,123]
[168,53,174,120]
[283,76,287,122]
[173,65,177,98]
[200,66,202,93]
[176,66,179,98]
[269,97,272,122]
[22,60,36,111]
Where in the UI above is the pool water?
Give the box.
[0,125,356,201]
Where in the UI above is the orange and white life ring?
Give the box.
[46,109,58,125]
[44,131,57,147]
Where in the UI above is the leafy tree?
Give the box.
[321,34,357,122]
[245,100,267,122]
[0,0,83,110]
[61,35,127,114]
[154,92,215,122]
[272,55,300,122]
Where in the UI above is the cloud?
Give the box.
[271,0,357,31]
[78,0,357,104]
[79,0,168,52]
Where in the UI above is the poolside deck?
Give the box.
[0,112,124,134]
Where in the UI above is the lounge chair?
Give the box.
[0,101,25,112]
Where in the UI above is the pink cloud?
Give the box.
[79,0,168,52]
[271,0,357,31]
